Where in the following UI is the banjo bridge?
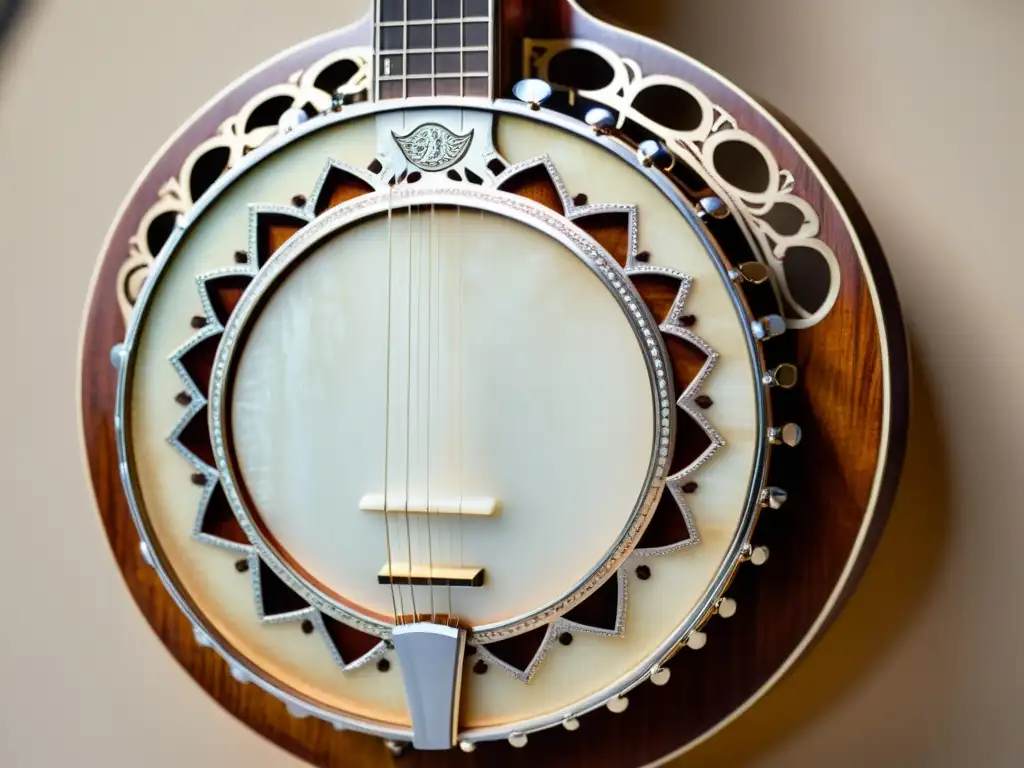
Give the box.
[359,494,499,517]
[378,564,485,588]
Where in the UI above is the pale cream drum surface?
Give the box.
[231,206,654,629]
[127,112,759,729]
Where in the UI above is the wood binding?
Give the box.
[78,2,908,766]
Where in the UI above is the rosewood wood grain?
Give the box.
[323,174,378,212]
[79,3,907,766]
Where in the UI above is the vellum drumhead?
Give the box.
[125,110,759,731]
[229,205,655,629]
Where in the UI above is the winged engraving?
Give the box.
[392,123,474,172]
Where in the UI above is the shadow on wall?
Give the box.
[0,0,26,65]
[573,2,953,765]
[665,344,951,766]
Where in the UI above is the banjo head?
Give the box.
[81,1,908,764]
[120,100,766,739]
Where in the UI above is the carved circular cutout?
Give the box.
[144,210,178,258]
[122,264,148,309]
[547,48,616,92]
[709,138,772,195]
[781,244,834,317]
[760,201,806,238]
[312,58,361,94]
[631,83,704,133]
[244,94,296,133]
[187,145,231,202]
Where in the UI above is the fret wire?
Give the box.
[460,0,465,98]
[378,17,489,26]
[488,0,493,99]
[404,0,409,99]
[376,0,494,100]
[375,0,381,101]
[396,46,489,54]
[380,73,489,81]
[433,1,436,97]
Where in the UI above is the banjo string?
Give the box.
[425,202,436,623]
[449,202,462,623]
[404,194,417,621]
[382,183,400,625]
[437,199,453,623]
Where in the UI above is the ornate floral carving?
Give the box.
[393,123,475,171]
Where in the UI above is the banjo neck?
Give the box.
[374,0,500,101]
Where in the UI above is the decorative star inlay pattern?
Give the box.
[166,159,387,673]
[165,153,725,683]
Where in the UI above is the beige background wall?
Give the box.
[0,0,1020,765]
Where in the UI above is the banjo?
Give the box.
[80,0,909,764]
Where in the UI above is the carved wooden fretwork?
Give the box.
[525,38,840,329]
[117,40,837,329]
[115,48,372,323]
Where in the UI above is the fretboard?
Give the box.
[374,0,497,101]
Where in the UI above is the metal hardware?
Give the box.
[563,716,581,731]
[740,544,771,566]
[285,703,309,719]
[584,107,616,134]
[277,107,308,133]
[650,666,671,686]
[760,486,789,509]
[391,623,467,750]
[192,625,212,648]
[751,314,787,340]
[109,343,126,370]
[459,741,476,753]
[377,563,485,588]
[768,423,803,447]
[512,78,553,110]
[762,363,799,389]
[686,630,707,650]
[606,696,629,714]
[696,195,729,220]
[729,261,771,284]
[392,123,475,173]
[330,85,363,112]
[384,740,410,758]
[717,597,737,619]
[139,541,154,568]
[509,732,528,748]
[637,139,675,171]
